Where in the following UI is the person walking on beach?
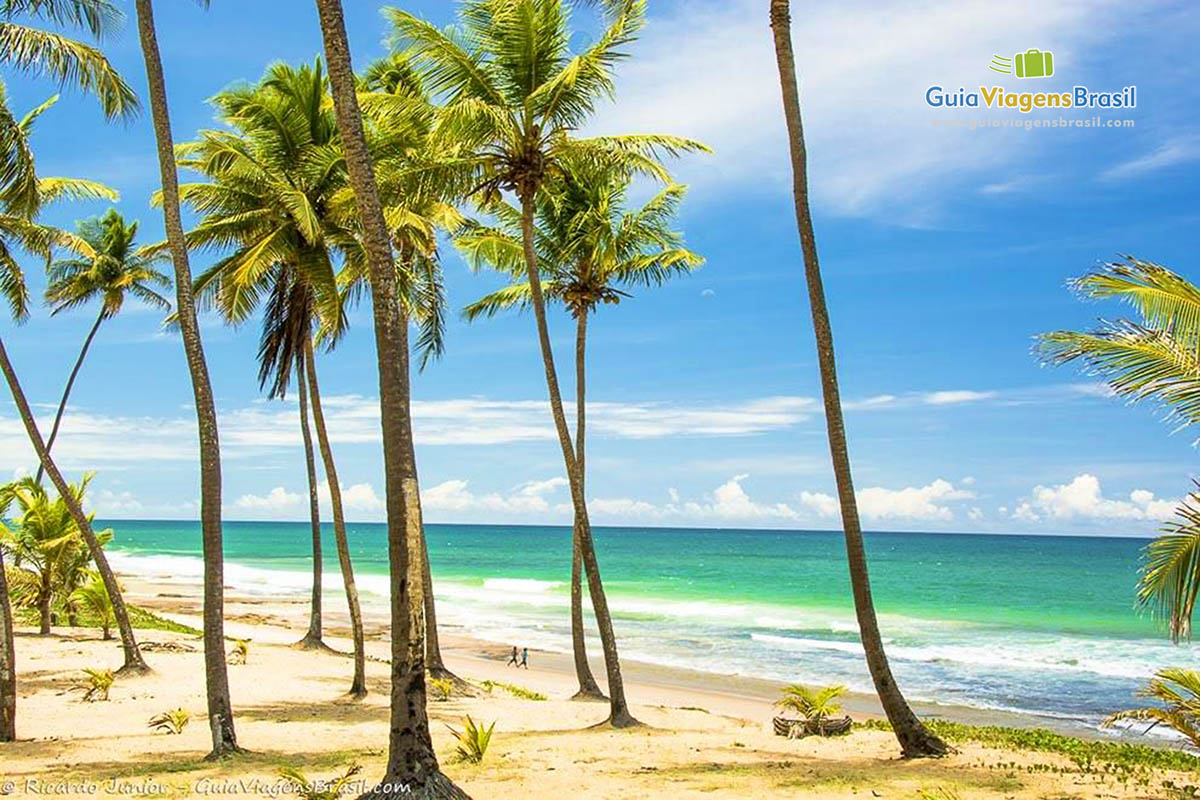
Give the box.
[507,646,519,667]
[520,647,529,669]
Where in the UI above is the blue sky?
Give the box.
[1,0,1198,535]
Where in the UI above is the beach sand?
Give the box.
[0,578,1190,798]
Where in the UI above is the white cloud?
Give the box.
[801,478,975,521]
[233,481,384,519]
[592,0,1131,221]
[421,476,568,517]
[1101,134,1200,181]
[924,390,998,406]
[681,474,802,521]
[1013,474,1177,523]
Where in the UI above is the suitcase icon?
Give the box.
[1014,49,1053,79]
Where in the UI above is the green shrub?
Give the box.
[82,668,114,702]
[478,679,545,701]
[429,677,454,701]
[278,764,362,800]
[148,708,191,734]
[448,716,495,764]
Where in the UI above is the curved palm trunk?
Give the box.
[768,0,947,758]
[517,194,635,727]
[303,338,366,697]
[295,349,326,650]
[0,335,148,675]
[570,310,604,700]
[0,545,14,741]
[35,308,104,486]
[313,3,464,795]
[133,0,238,758]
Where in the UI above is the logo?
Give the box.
[925,49,1135,115]
[990,49,1055,79]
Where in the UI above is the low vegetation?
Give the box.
[479,679,546,701]
[278,764,363,800]
[229,639,249,665]
[776,683,846,724]
[81,668,113,702]
[429,677,454,701]
[859,718,1200,772]
[448,716,495,764]
[148,708,191,735]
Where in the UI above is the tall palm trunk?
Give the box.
[0,545,14,741]
[517,193,635,727]
[133,0,238,758]
[303,337,366,697]
[295,349,326,650]
[570,309,604,700]
[35,308,104,485]
[0,335,148,674]
[768,0,947,758]
[313,2,464,795]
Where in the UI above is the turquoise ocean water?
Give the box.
[102,520,1198,733]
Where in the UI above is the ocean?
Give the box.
[101,520,1198,734]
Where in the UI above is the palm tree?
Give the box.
[776,683,847,726]
[1038,258,1200,641]
[176,60,368,696]
[132,0,238,757]
[0,474,110,633]
[391,0,703,729]
[36,209,171,484]
[348,54,468,686]
[458,160,702,699]
[70,571,115,639]
[0,519,13,741]
[768,0,946,757]
[313,1,465,795]
[0,83,146,676]
[1105,667,1200,749]
[0,0,137,120]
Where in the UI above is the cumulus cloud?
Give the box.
[421,477,568,517]
[800,478,975,521]
[233,481,385,519]
[1012,474,1177,523]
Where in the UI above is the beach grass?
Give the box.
[858,718,1200,773]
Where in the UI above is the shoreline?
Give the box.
[120,572,1129,742]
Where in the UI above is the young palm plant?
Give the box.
[1105,667,1200,749]
[776,683,846,725]
[1038,259,1200,640]
[458,158,702,699]
[132,0,238,757]
[174,60,369,696]
[390,0,705,729]
[768,0,946,757]
[70,571,114,639]
[37,209,171,484]
[312,0,466,795]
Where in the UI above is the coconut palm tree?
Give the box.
[768,0,946,757]
[70,571,114,639]
[36,209,171,484]
[313,1,465,795]
[458,160,702,699]
[0,83,146,677]
[776,683,846,726]
[0,0,137,120]
[347,53,469,686]
[0,520,13,741]
[0,474,110,633]
[131,0,238,757]
[390,0,703,729]
[175,60,369,696]
[1038,258,1200,641]
[1105,667,1200,748]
